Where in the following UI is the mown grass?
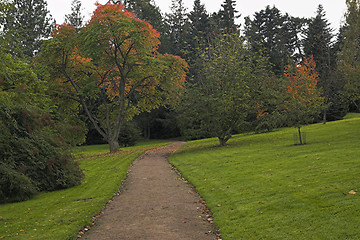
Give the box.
[170,114,360,240]
[0,140,169,240]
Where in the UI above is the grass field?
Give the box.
[170,114,360,239]
[0,141,169,240]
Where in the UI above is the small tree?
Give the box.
[178,34,270,146]
[39,3,187,153]
[283,56,324,145]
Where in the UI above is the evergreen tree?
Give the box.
[185,0,210,79]
[244,6,306,76]
[188,0,210,44]
[0,0,53,58]
[338,0,360,111]
[304,5,334,79]
[165,0,189,57]
[218,0,239,33]
[303,5,340,121]
[65,0,84,29]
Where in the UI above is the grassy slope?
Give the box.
[0,141,169,240]
[170,115,360,240]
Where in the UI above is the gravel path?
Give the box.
[82,142,218,240]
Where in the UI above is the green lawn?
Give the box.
[0,140,169,240]
[170,114,360,239]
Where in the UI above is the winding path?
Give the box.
[83,142,218,240]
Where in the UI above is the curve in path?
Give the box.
[83,142,218,240]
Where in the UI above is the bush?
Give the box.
[0,104,83,203]
[119,121,141,147]
[0,164,37,204]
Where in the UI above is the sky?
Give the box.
[47,0,347,32]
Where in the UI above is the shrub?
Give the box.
[0,163,37,204]
[0,104,83,203]
[119,121,141,147]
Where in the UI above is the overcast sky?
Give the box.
[47,0,347,32]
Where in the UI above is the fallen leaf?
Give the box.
[349,190,357,195]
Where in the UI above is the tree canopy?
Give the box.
[39,3,187,152]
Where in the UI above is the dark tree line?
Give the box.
[119,1,349,140]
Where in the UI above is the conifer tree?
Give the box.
[0,0,53,58]
[218,0,239,33]
[338,0,360,111]
[303,5,337,121]
[244,6,306,75]
[65,0,84,30]
[165,0,189,57]
[185,0,210,79]
[304,5,334,79]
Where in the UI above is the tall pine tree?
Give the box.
[244,6,306,76]
[338,0,360,111]
[65,0,84,30]
[304,5,334,79]
[165,0,189,57]
[185,0,210,79]
[303,5,338,121]
[0,0,53,58]
[213,0,239,33]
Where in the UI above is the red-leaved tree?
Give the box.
[283,56,324,145]
[39,3,187,152]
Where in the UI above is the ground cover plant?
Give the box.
[170,114,360,239]
[0,141,169,240]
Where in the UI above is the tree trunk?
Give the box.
[218,135,231,146]
[323,109,327,124]
[298,127,303,145]
[109,139,120,153]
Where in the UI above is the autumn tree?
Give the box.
[39,3,187,153]
[283,56,324,145]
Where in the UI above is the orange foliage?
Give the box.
[51,24,76,38]
[254,104,269,119]
[284,56,320,108]
[90,2,160,49]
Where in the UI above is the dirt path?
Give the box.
[82,142,218,240]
